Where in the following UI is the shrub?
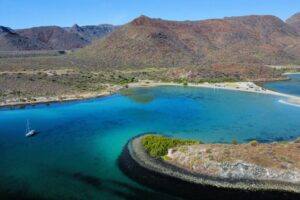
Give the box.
[183,82,188,86]
[206,148,212,154]
[231,139,238,145]
[141,135,201,158]
[208,155,214,161]
[249,140,258,147]
[179,146,188,153]
[162,155,171,161]
[295,137,300,143]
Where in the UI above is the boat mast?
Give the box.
[26,119,30,133]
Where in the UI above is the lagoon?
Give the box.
[0,86,300,199]
[263,74,300,97]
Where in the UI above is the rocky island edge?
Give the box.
[119,134,300,200]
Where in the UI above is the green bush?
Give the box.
[231,139,238,145]
[141,135,201,158]
[162,155,171,161]
[249,140,258,147]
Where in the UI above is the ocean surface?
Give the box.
[0,86,300,199]
[263,74,300,97]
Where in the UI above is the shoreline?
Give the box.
[127,80,300,102]
[0,92,111,109]
[283,72,300,75]
[1,79,300,109]
[0,85,122,109]
[118,135,300,200]
[279,99,300,108]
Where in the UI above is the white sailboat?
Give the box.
[25,120,36,137]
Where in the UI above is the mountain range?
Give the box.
[0,24,117,50]
[76,13,300,67]
[1,13,300,68]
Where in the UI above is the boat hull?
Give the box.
[25,130,36,137]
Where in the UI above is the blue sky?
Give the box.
[1,0,300,29]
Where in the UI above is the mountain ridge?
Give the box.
[0,24,118,51]
[287,12,300,33]
[0,25,48,51]
[75,14,300,68]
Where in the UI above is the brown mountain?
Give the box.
[14,24,118,50]
[0,26,47,51]
[17,26,89,50]
[287,12,300,33]
[76,15,300,68]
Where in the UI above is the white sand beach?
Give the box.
[128,80,300,107]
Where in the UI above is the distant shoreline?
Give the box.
[0,90,116,109]
[283,72,300,75]
[128,80,300,103]
[1,79,300,109]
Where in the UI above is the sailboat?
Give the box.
[25,120,36,137]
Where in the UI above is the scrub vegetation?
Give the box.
[141,134,201,158]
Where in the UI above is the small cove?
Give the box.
[263,74,300,97]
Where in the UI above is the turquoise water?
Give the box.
[263,74,300,96]
[0,86,300,199]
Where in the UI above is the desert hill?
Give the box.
[76,14,300,67]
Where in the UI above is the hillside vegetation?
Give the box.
[2,13,300,103]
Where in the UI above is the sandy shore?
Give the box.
[283,72,300,75]
[0,92,110,108]
[0,85,122,108]
[128,80,300,105]
[1,80,300,108]
[279,99,300,108]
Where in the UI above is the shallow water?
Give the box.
[0,86,300,199]
[263,74,300,97]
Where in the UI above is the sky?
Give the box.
[0,0,300,29]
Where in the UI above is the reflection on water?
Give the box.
[120,88,155,103]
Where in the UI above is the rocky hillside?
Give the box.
[287,12,300,33]
[0,26,47,51]
[0,24,118,51]
[76,14,300,67]
[17,26,89,50]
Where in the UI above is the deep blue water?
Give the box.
[263,74,300,96]
[0,86,300,199]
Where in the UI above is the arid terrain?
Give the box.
[167,140,300,183]
[76,14,300,67]
[139,134,300,184]
[1,13,300,105]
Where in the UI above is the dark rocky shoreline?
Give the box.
[118,135,300,200]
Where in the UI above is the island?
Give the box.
[119,134,300,200]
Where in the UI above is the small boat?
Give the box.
[25,120,36,137]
